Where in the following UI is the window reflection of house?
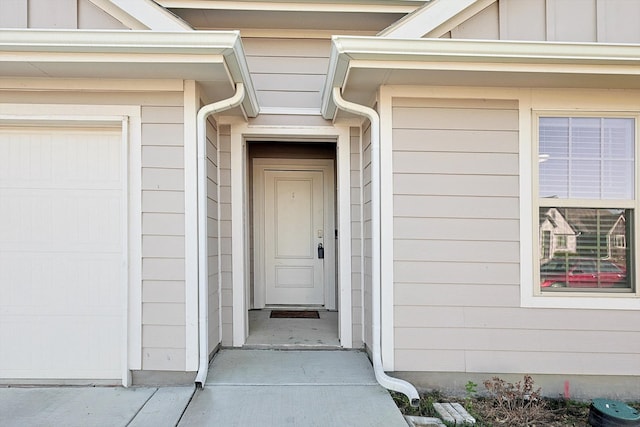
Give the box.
[539,207,577,263]
[540,207,628,263]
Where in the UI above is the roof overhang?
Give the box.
[322,36,640,120]
[0,29,259,118]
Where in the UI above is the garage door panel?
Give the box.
[0,127,124,381]
[0,189,122,251]
[0,316,121,379]
[1,254,122,315]
[0,130,121,189]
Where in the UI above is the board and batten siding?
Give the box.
[391,97,640,376]
[206,116,221,353]
[0,0,127,29]
[446,0,640,43]
[140,103,187,371]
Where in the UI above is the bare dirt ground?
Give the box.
[392,377,639,427]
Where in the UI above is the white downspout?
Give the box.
[332,87,420,406]
[195,83,245,387]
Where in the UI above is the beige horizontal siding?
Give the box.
[142,213,185,236]
[392,96,640,378]
[395,283,520,308]
[394,174,519,197]
[396,306,640,332]
[142,325,185,349]
[395,261,519,285]
[142,281,186,304]
[395,328,640,354]
[394,240,519,263]
[394,195,519,219]
[140,102,186,371]
[218,126,233,346]
[142,348,186,372]
[350,126,363,348]
[243,38,330,111]
[206,115,220,352]
[396,349,640,376]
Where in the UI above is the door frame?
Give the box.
[225,121,352,348]
[253,158,336,309]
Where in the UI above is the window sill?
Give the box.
[521,290,640,310]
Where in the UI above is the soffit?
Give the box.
[0,29,259,117]
[161,1,428,34]
[322,37,640,119]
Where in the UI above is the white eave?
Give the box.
[0,29,259,118]
[88,0,193,30]
[378,0,495,38]
[322,36,640,119]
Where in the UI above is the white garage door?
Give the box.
[0,126,124,381]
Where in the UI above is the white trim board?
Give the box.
[225,121,352,348]
[379,0,496,38]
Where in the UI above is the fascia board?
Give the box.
[89,0,192,31]
[0,29,259,117]
[321,37,352,120]
[379,0,480,38]
[329,37,640,66]
[321,36,640,118]
[0,29,240,55]
[223,36,260,118]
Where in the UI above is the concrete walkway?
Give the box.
[0,385,195,427]
[0,349,408,426]
[178,349,408,427]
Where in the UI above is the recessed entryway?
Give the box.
[247,141,338,347]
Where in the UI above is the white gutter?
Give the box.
[195,83,246,387]
[332,87,419,407]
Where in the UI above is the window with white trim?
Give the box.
[537,116,635,293]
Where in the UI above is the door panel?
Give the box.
[264,170,324,305]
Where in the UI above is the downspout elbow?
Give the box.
[194,83,245,388]
[331,87,419,407]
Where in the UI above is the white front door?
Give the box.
[253,159,335,308]
[264,169,324,305]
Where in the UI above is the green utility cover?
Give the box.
[591,399,640,421]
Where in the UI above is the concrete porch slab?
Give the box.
[178,349,408,427]
[206,349,377,385]
[179,384,408,427]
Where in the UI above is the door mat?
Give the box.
[270,310,320,319]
